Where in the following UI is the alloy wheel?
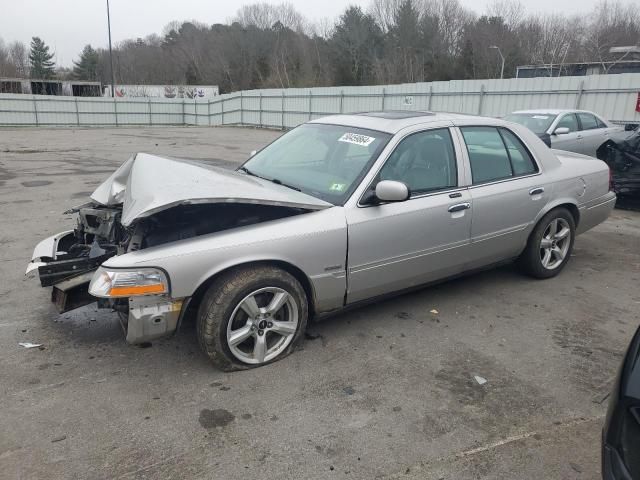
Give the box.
[226,287,299,364]
[539,218,571,270]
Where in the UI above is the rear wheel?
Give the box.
[518,208,575,279]
[196,265,308,371]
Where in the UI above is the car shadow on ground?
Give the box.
[43,262,533,371]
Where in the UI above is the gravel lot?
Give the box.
[1,126,639,480]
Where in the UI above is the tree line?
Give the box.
[0,0,638,92]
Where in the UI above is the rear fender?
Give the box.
[532,197,580,230]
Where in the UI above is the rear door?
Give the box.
[457,125,547,268]
[576,112,607,157]
[550,113,582,154]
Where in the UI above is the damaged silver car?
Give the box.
[27,112,616,370]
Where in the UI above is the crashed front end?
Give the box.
[26,152,330,344]
[599,128,640,211]
[26,202,185,343]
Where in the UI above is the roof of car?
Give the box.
[311,111,491,134]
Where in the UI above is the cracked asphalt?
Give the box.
[1,126,639,479]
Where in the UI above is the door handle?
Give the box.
[529,187,544,195]
[448,202,471,213]
[577,135,583,139]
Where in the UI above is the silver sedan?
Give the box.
[504,109,626,158]
[27,111,616,369]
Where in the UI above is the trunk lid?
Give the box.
[91,153,332,226]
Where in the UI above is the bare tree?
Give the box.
[9,41,30,77]
[4,0,636,89]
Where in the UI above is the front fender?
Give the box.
[102,207,348,313]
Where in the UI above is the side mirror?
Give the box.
[375,180,410,203]
[249,150,257,157]
[625,123,638,132]
[554,127,570,135]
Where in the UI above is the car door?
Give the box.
[458,125,547,269]
[550,113,582,154]
[345,127,472,304]
[576,112,606,157]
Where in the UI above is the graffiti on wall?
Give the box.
[107,84,218,98]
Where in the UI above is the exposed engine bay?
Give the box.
[31,202,307,314]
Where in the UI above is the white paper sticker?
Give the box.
[338,132,375,147]
[532,115,549,119]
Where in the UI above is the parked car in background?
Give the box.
[602,323,640,479]
[597,125,640,211]
[27,111,615,370]
[504,109,626,158]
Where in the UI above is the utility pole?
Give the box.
[107,0,116,97]
[489,45,505,79]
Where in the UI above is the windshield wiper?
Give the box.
[239,167,301,192]
[271,178,301,192]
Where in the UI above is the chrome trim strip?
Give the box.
[470,223,529,244]
[349,239,469,274]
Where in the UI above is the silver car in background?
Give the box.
[504,109,626,158]
[27,111,616,370]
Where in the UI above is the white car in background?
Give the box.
[504,109,626,158]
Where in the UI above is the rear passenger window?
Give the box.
[499,129,538,176]
[461,127,512,183]
[578,113,598,130]
[461,127,538,184]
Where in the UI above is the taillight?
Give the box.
[609,167,614,192]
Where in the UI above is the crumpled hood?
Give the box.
[91,153,332,226]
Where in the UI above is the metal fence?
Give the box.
[1,73,639,128]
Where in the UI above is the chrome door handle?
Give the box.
[529,187,544,195]
[448,202,471,213]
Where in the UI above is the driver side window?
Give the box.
[378,128,457,195]
[556,114,578,132]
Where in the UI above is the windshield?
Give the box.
[504,113,557,135]
[241,123,391,205]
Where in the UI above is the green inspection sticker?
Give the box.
[329,183,346,192]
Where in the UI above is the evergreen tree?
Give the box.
[330,6,383,86]
[72,45,99,81]
[29,37,56,79]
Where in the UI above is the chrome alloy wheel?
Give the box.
[539,218,571,270]
[226,287,299,364]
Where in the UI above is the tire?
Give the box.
[196,265,308,371]
[518,207,576,279]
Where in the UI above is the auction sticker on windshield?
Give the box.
[338,132,375,147]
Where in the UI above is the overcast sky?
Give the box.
[2,0,603,67]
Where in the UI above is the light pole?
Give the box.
[489,45,505,79]
[107,0,116,97]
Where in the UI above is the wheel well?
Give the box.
[596,140,615,160]
[558,203,580,227]
[186,260,316,322]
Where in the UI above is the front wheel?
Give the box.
[518,208,575,279]
[197,265,308,371]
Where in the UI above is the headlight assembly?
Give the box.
[89,267,169,298]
